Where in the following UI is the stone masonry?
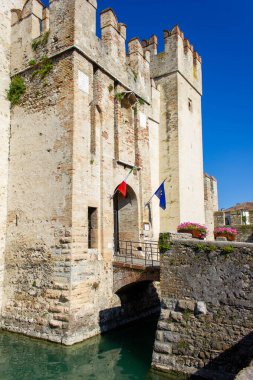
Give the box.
[204,173,218,240]
[0,0,23,320]
[0,0,217,344]
[152,239,253,379]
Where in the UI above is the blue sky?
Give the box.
[42,0,252,209]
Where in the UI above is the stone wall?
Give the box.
[152,239,253,379]
[0,0,23,317]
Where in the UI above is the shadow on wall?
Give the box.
[99,281,161,333]
[188,331,253,380]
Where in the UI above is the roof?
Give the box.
[223,202,253,212]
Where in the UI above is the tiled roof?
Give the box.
[224,202,253,212]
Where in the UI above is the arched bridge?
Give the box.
[113,240,160,293]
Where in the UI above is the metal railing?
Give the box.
[114,240,160,267]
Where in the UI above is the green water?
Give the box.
[0,316,185,380]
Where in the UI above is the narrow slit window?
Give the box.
[88,207,98,248]
[188,98,192,111]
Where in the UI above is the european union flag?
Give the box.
[155,182,166,210]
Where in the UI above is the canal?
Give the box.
[0,315,187,380]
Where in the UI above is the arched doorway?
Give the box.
[113,185,139,252]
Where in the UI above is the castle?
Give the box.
[0,0,217,344]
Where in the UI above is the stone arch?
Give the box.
[113,184,139,248]
[113,264,160,294]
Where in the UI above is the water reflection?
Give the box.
[0,316,185,380]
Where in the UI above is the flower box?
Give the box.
[177,222,208,239]
[214,227,238,241]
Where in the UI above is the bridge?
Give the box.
[113,240,160,293]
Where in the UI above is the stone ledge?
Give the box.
[168,239,253,249]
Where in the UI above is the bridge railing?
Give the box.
[114,240,160,267]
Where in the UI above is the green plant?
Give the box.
[131,69,138,82]
[177,340,188,350]
[108,84,114,93]
[195,243,206,251]
[32,280,37,287]
[205,244,216,252]
[29,59,36,66]
[32,31,49,51]
[114,92,125,102]
[7,76,26,106]
[182,309,192,322]
[138,97,145,105]
[159,233,171,254]
[31,56,53,80]
[221,245,235,254]
[195,244,216,253]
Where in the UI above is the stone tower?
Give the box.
[143,26,205,232]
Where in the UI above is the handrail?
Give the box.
[114,240,160,267]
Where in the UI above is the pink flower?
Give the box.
[177,222,208,237]
[214,227,238,236]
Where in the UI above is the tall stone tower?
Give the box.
[0,0,23,314]
[143,26,205,232]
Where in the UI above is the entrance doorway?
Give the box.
[113,185,139,252]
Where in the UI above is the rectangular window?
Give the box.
[88,207,98,249]
[225,213,231,226]
[242,211,250,225]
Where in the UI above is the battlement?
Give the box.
[164,25,202,64]
[11,0,48,40]
[142,35,158,57]
[100,8,127,65]
[144,25,202,94]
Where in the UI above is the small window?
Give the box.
[242,211,250,225]
[225,213,231,226]
[188,98,192,111]
[88,207,98,248]
[39,19,43,34]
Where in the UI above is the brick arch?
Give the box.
[113,262,160,293]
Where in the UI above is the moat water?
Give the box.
[0,316,187,380]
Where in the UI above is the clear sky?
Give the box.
[42,0,252,209]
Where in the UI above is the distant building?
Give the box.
[214,202,253,242]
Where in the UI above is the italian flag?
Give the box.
[117,167,136,198]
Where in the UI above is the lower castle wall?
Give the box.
[152,239,253,380]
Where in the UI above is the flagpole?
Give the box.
[110,166,137,199]
[145,178,167,207]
